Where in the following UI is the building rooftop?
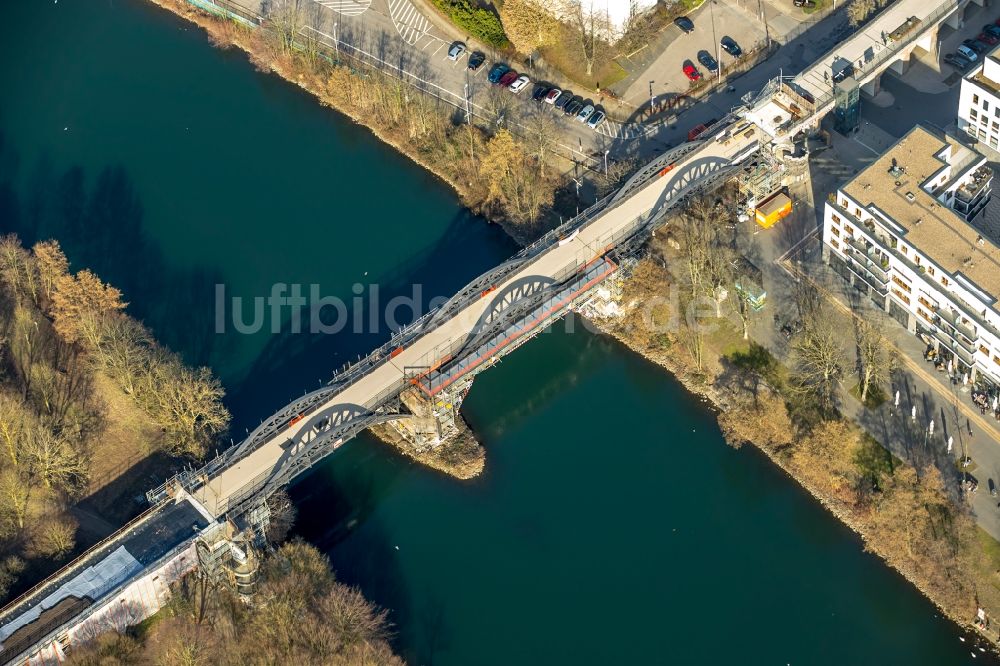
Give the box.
[0,497,210,662]
[842,125,1000,298]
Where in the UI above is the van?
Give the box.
[957,44,979,62]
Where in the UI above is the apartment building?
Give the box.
[822,125,1000,386]
[958,46,1000,162]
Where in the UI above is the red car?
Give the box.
[498,70,519,87]
[981,32,999,45]
[683,62,701,81]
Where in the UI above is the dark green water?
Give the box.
[0,1,986,664]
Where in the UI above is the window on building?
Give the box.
[941,276,949,287]
[927,266,935,277]
[996,107,1000,118]
[980,129,988,140]
[892,275,912,293]
[981,115,989,125]
[845,225,854,236]
[974,94,980,104]
[972,109,979,120]
[992,137,999,149]
[901,246,907,255]
[830,226,840,237]
[841,198,849,209]
[994,355,1000,367]
[830,238,839,250]
[980,345,990,356]
[832,214,841,224]
[986,100,991,112]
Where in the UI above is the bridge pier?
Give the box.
[369,379,485,479]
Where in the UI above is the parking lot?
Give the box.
[617,1,767,109]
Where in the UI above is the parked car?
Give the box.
[697,50,719,73]
[487,63,509,84]
[576,104,595,123]
[674,16,694,33]
[586,110,606,129]
[793,0,816,7]
[531,85,550,101]
[683,61,701,81]
[964,38,988,54]
[720,36,742,57]
[553,90,573,109]
[564,98,584,116]
[544,88,563,104]
[447,41,466,61]
[983,24,1000,38]
[944,52,973,70]
[468,51,486,71]
[508,74,531,93]
[979,32,999,45]
[498,70,519,87]
[957,44,979,62]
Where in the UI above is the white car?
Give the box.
[576,104,595,123]
[447,42,466,61]
[956,44,979,62]
[509,75,530,93]
[544,88,562,104]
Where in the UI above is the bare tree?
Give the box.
[855,318,891,404]
[500,0,559,55]
[0,391,31,467]
[791,310,845,419]
[24,427,88,493]
[0,469,30,532]
[265,0,306,54]
[564,0,613,79]
[145,361,230,459]
[31,239,69,308]
[92,314,158,397]
[522,106,558,177]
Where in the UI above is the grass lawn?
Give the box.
[802,0,830,14]
[849,382,888,409]
[540,45,627,90]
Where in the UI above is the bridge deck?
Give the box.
[191,128,759,518]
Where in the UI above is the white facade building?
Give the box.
[821,125,1000,386]
[539,0,657,39]
[958,46,1000,159]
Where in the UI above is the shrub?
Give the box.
[430,0,509,48]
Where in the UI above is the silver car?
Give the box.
[576,104,595,123]
[447,42,466,61]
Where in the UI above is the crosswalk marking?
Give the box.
[596,119,652,140]
[387,0,433,45]
[315,0,371,15]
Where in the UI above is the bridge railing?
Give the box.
[788,0,958,132]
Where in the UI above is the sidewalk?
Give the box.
[779,237,1000,541]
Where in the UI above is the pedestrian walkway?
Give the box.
[779,238,1000,540]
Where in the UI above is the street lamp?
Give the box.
[649,80,655,112]
[604,149,610,176]
[572,178,581,215]
[710,1,721,84]
[333,22,338,54]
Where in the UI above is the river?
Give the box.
[0,0,985,664]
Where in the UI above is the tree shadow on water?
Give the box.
[0,132,226,369]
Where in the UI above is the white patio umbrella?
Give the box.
[948,359,953,374]
[929,419,935,436]
[948,436,953,454]
[911,405,917,420]
[894,391,900,408]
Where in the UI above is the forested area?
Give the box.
[0,236,229,601]
[66,541,402,666]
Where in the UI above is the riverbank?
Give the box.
[141,0,999,648]
[146,0,566,246]
[592,241,1000,646]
